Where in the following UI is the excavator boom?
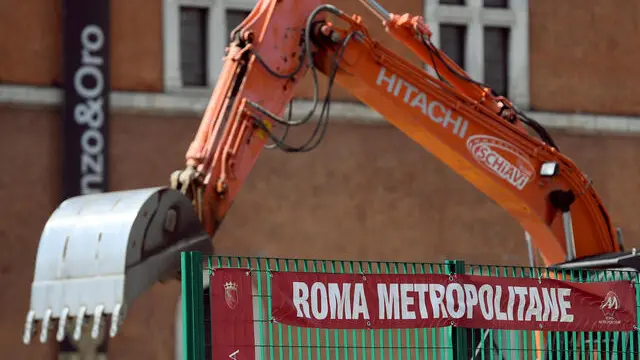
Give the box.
[24,0,625,346]
[175,0,618,264]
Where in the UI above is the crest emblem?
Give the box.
[224,281,239,310]
[600,290,620,320]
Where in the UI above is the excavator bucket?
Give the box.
[23,187,212,345]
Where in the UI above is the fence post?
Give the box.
[446,260,467,360]
[181,251,205,360]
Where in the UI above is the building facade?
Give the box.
[1,0,640,358]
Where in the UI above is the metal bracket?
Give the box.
[562,211,576,261]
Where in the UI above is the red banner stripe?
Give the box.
[270,271,637,332]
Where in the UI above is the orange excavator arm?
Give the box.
[24,0,635,347]
[172,0,619,266]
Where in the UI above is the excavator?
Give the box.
[23,0,639,357]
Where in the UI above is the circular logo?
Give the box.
[466,135,535,190]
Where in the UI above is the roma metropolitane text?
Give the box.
[292,282,575,323]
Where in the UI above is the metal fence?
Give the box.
[180,252,640,360]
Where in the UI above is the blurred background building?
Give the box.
[1,0,639,358]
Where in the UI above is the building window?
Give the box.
[424,0,529,108]
[163,0,257,92]
[483,0,508,8]
[179,7,208,87]
[483,26,509,97]
[226,9,251,37]
[439,24,467,69]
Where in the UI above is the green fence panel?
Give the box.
[181,252,640,360]
[463,263,640,360]
[181,251,205,360]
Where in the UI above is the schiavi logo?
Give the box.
[600,290,620,320]
[224,281,239,310]
[466,135,535,191]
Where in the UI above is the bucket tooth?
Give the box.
[24,187,212,344]
[56,307,69,342]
